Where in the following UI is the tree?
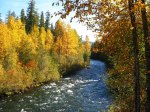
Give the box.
[7,16,21,48]
[40,11,45,28]
[54,20,66,56]
[140,0,150,111]
[29,25,39,49]
[39,27,46,49]
[6,11,16,22]
[20,9,26,24]
[0,13,2,23]
[0,22,10,61]
[26,0,38,34]
[83,36,91,65]
[54,0,143,111]
[45,29,53,51]
[53,19,66,38]
[128,0,140,111]
[45,11,50,31]
[65,24,79,56]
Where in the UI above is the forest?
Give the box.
[0,0,150,111]
[88,0,150,111]
[54,0,149,111]
[0,0,91,96]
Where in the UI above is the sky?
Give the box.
[0,0,96,42]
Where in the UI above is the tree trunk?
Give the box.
[128,0,141,111]
[140,0,150,111]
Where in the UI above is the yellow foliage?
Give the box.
[29,25,39,49]
[39,27,46,48]
[0,15,85,95]
[7,16,21,48]
[0,23,11,59]
[83,36,91,54]
[45,29,53,51]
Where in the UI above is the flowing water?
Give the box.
[0,60,112,112]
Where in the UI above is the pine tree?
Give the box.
[45,11,50,31]
[26,0,38,34]
[11,11,16,18]
[0,13,2,23]
[50,23,55,35]
[6,11,16,22]
[8,11,16,18]
[20,9,26,24]
[40,11,44,28]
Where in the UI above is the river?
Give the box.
[0,60,112,112]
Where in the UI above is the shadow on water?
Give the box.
[0,60,112,112]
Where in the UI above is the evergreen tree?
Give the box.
[50,23,55,35]
[9,11,16,18]
[39,11,44,28]
[45,11,50,31]
[6,11,16,22]
[50,23,54,30]
[20,9,26,24]
[26,0,38,34]
[0,13,2,23]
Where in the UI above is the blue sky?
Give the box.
[0,0,96,42]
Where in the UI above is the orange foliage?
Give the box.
[25,60,37,69]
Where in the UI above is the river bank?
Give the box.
[0,60,112,112]
[0,63,85,98]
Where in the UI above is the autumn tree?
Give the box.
[53,20,66,57]
[65,25,78,55]
[0,22,10,61]
[62,24,80,66]
[54,21,79,58]
[140,0,150,111]
[0,0,89,96]
[7,16,21,48]
[29,25,39,49]
[45,29,53,52]
[54,0,149,111]
[128,0,140,111]
[53,19,85,74]
[53,19,65,38]
[39,27,46,49]
[83,36,91,65]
